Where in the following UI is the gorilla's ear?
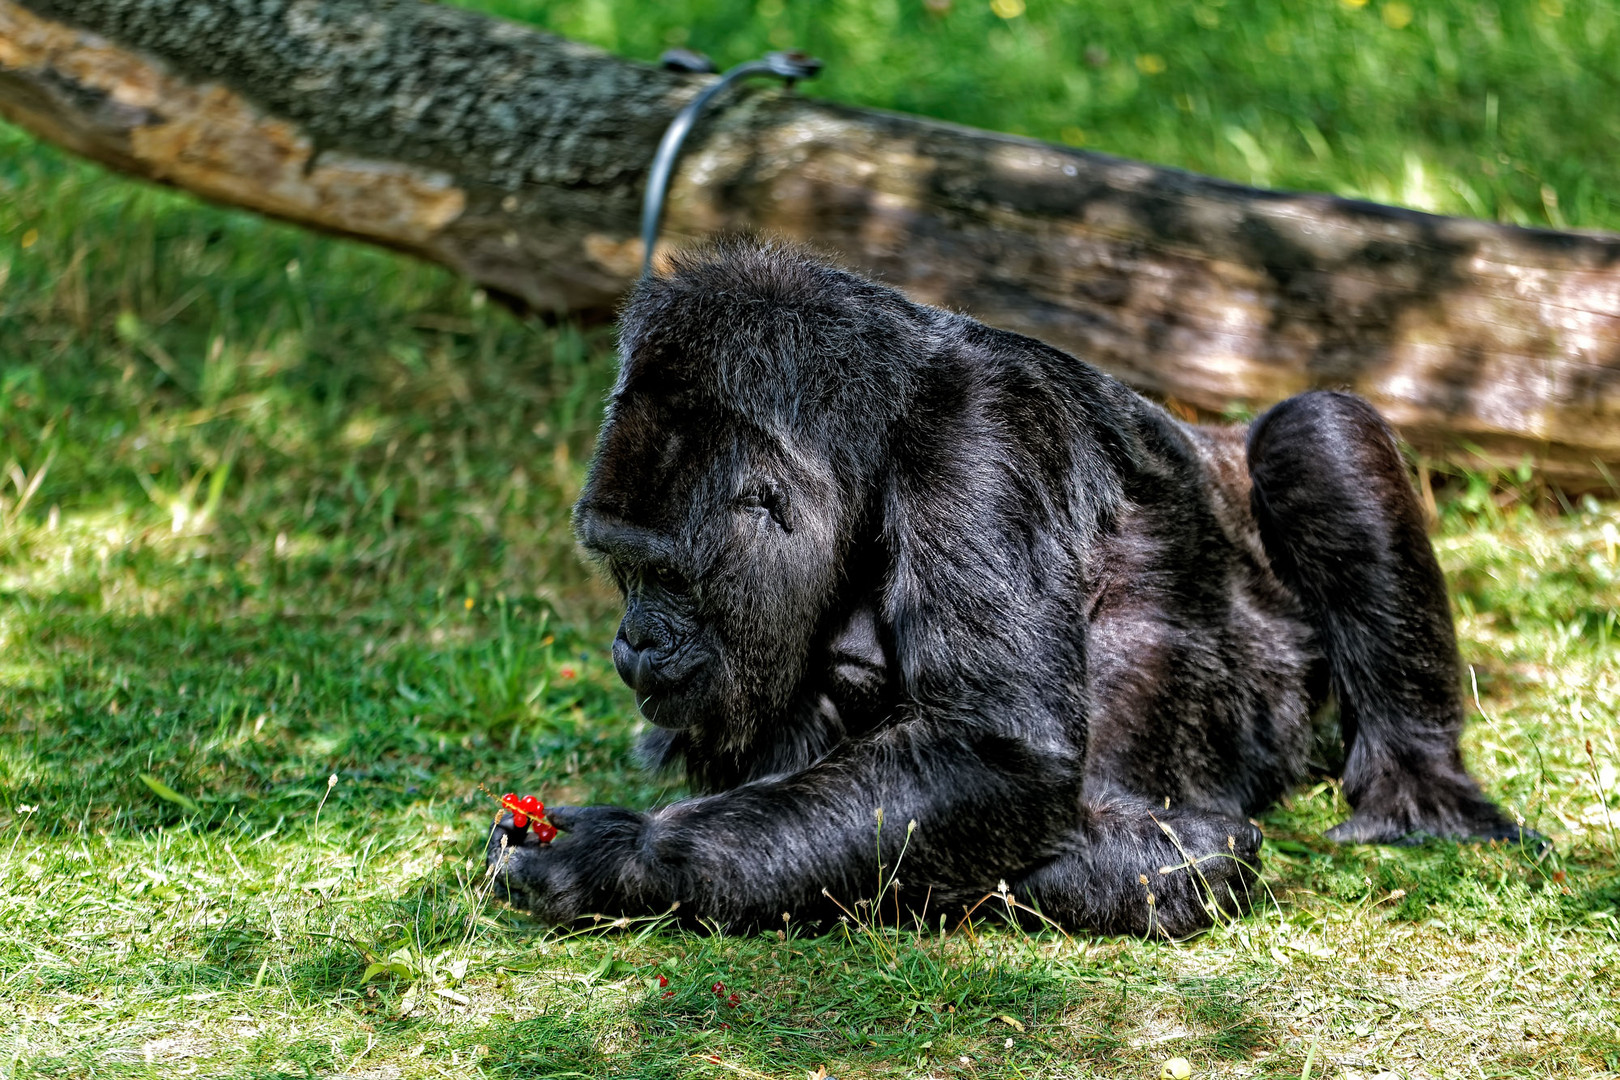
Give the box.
[764,480,794,533]
[739,479,794,533]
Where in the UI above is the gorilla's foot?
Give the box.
[1327,810,1547,850]
[1015,802,1264,938]
[1326,773,1545,850]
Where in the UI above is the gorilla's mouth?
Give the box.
[635,681,724,730]
[620,657,705,729]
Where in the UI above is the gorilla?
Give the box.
[487,238,1528,937]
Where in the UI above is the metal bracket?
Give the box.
[640,50,824,278]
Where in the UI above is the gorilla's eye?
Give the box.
[738,494,765,510]
[651,565,687,593]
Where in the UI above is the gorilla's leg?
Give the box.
[1012,798,1263,938]
[1246,391,1521,845]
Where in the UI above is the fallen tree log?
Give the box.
[3,0,1619,486]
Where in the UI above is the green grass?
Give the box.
[3,1,1620,1075]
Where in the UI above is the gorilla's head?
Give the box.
[573,240,928,748]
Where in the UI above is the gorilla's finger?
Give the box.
[491,812,533,841]
[485,819,522,865]
[545,805,586,830]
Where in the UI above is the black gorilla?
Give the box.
[488,239,1526,937]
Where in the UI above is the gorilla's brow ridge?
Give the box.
[576,512,681,566]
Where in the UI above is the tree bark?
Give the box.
[4,0,1620,485]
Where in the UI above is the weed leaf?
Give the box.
[138,773,201,814]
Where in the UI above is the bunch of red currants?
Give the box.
[499,793,558,843]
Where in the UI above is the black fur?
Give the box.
[487,239,1529,937]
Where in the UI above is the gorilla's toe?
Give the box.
[1485,824,1552,855]
[1324,814,1401,845]
[1201,821,1263,909]
[1327,809,1547,854]
[1324,769,1540,851]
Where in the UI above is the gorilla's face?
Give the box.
[574,388,847,744]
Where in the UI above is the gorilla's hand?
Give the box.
[1014,800,1265,938]
[485,806,654,923]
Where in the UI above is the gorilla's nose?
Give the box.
[622,618,657,653]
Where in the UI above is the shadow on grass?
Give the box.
[479,1013,618,1078]
[466,924,1091,1079]
[0,577,650,835]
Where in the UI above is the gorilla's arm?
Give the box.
[488,722,1080,928]
[488,715,1259,935]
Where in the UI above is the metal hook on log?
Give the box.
[640,49,823,278]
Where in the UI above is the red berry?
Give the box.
[657,974,668,987]
[728,993,740,1006]
[512,812,529,828]
[712,982,724,994]
[661,989,675,998]
[533,821,558,843]
[518,795,541,814]
[500,792,519,808]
